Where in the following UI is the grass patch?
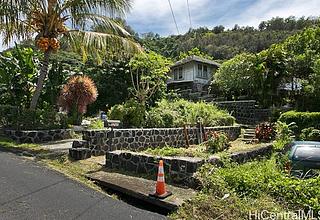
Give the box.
[41,155,105,193]
[228,139,268,153]
[0,136,49,154]
[171,193,286,220]
[143,145,211,158]
[0,136,110,196]
[143,140,270,159]
[171,156,320,219]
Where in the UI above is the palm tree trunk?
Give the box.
[30,50,51,110]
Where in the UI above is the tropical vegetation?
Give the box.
[108,99,235,128]
[141,16,320,61]
[172,156,320,219]
[0,0,141,109]
[214,26,320,109]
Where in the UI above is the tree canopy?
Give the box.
[214,26,320,110]
[140,16,320,61]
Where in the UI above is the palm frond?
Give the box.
[63,30,142,63]
[69,13,130,37]
[0,0,41,45]
[0,20,34,45]
[61,0,132,18]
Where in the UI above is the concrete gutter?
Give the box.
[86,171,197,211]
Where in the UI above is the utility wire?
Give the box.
[186,0,192,29]
[167,0,180,35]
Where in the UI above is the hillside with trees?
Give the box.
[140,16,320,61]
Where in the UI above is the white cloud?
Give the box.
[126,0,320,35]
[230,0,320,27]
[126,0,211,35]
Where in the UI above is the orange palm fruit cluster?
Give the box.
[36,37,50,51]
[36,37,60,52]
[50,38,60,50]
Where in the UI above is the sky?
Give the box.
[126,0,320,36]
[0,0,320,51]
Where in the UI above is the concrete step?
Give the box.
[245,128,255,131]
[86,171,197,211]
[244,132,256,136]
[40,139,80,152]
[241,138,259,144]
[241,124,257,129]
[244,134,256,139]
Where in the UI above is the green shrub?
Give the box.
[274,121,295,151]
[87,118,104,129]
[145,99,235,128]
[0,105,19,127]
[300,127,320,141]
[206,131,229,153]
[278,111,320,134]
[108,104,125,121]
[108,99,145,128]
[0,105,68,130]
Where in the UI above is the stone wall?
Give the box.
[208,144,273,166]
[105,144,273,188]
[82,125,241,155]
[4,129,73,143]
[106,150,204,188]
[213,100,271,124]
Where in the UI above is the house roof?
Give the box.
[171,55,221,68]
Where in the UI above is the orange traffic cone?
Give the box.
[150,160,172,199]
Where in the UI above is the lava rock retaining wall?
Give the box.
[106,144,273,188]
[106,150,205,188]
[208,144,273,166]
[4,129,73,143]
[82,126,241,155]
[214,100,271,124]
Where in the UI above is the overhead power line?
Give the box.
[167,0,180,35]
[186,0,192,29]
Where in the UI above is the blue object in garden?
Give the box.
[101,112,107,121]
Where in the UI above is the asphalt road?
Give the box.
[0,151,167,220]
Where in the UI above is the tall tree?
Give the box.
[0,0,141,109]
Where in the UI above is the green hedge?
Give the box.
[108,99,146,128]
[278,111,320,134]
[145,99,235,128]
[0,105,68,130]
[108,99,235,128]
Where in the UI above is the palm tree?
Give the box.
[0,0,141,110]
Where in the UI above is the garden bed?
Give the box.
[105,141,273,188]
[142,140,271,159]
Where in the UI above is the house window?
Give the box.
[197,64,208,78]
[174,69,178,80]
[197,64,202,77]
[173,67,183,80]
[178,67,183,79]
[203,65,208,78]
